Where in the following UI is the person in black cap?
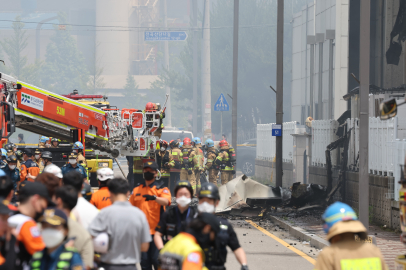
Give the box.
[7,181,49,270]
[154,181,196,250]
[129,161,171,270]
[30,207,84,270]
[159,213,220,270]
[197,182,248,270]
[20,149,40,183]
[3,155,20,199]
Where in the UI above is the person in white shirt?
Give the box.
[62,170,98,229]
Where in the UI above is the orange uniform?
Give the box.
[20,159,40,182]
[8,214,45,255]
[129,181,171,235]
[90,187,111,210]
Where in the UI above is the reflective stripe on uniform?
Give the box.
[340,258,382,270]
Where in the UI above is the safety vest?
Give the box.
[216,150,233,172]
[159,232,207,270]
[31,247,76,270]
[133,156,144,174]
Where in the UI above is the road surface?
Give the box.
[113,158,318,269]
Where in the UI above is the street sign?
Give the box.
[272,124,282,136]
[214,94,229,111]
[144,31,188,41]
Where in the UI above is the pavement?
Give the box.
[279,208,406,270]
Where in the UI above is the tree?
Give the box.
[124,73,145,109]
[41,13,89,94]
[0,16,28,78]
[88,42,106,92]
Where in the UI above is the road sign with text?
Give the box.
[272,124,282,136]
[144,31,188,41]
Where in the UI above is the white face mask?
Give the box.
[176,196,191,208]
[8,165,16,170]
[160,147,166,152]
[41,228,65,248]
[35,155,40,160]
[69,159,77,165]
[198,202,215,213]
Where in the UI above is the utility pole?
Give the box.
[359,0,370,230]
[232,0,239,153]
[192,0,198,135]
[163,0,172,126]
[201,0,211,139]
[275,0,284,187]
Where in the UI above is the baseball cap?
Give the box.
[19,181,51,202]
[143,161,158,171]
[23,149,33,157]
[39,208,67,226]
[43,164,63,178]
[97,168,114,181]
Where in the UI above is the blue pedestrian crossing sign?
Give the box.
[214,94,229,111]
[272,124,282,136]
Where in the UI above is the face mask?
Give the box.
[144,171,155,181]
[41,228,65,248]
[35,155,40,160]
[198,202,215,213]
[176,196,191,208]
[8,165,15,170]
[69,159,77,165]
[160,147,166,152]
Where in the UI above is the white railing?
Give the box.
[347,117,397,175]
[256,121,301,163]
[311,120,339,166]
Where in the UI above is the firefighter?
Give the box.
[156,140,175,189]
[20,149,40,182]
[15,150,23,169]
[214,140,236,185]
[61,153,88,182]
[158,213,219,270]
[34,149,45,173]
[197,183,248,270]
[51,137,59,148]
[169,140,182,194]
[145,102,165,139]
[204,139,219,185]
[396,170,406,268]
[73,142,87,167]
[192,137,204,192]
[314,202,387,269]
[39,136,49,148]
[180,138,199,195]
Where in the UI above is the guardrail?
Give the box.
[256,121,301,163]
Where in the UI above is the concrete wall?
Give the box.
[255,160,401,230]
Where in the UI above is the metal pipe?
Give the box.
[192,0,198,135]
[163,0,172,126]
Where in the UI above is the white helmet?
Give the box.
[93,232,109,253]
[97,168,114,181]
[43,164,63,178]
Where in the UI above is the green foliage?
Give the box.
[123,73,145,109]
[0,16,28,79]
[41,12,89,94]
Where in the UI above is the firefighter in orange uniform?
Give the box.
[89,168,114,210]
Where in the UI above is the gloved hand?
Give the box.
[241,265,249,270]
[143,195,157,201]
[164,162,170,168]
[188,170,193,175]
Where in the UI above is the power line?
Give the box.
[0,19,279,31]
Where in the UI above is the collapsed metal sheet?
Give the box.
[216,175,280,212]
